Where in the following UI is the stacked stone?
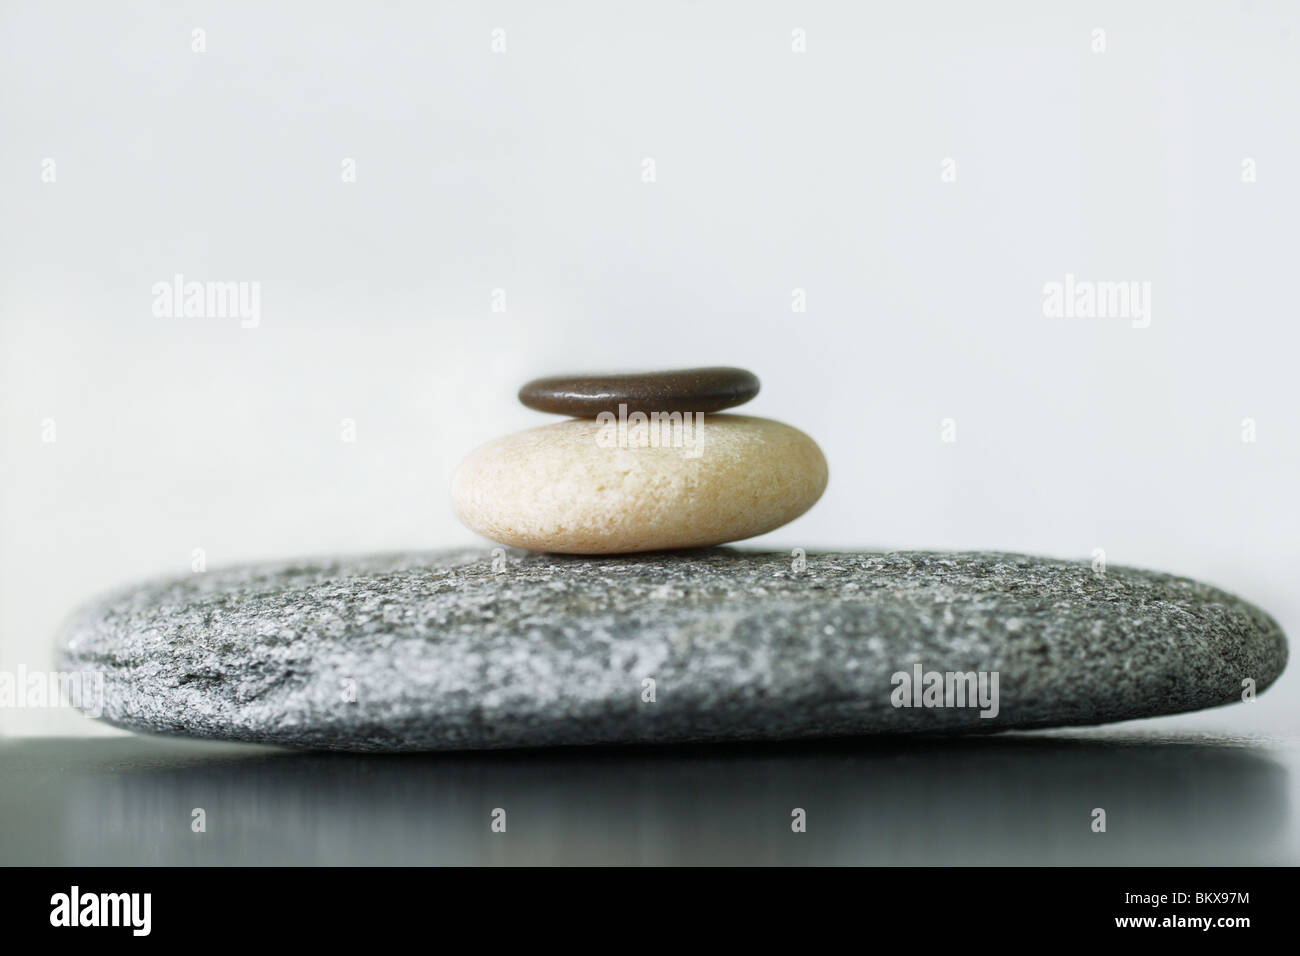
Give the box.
[55,367,1289,751]
[452,367,828,554]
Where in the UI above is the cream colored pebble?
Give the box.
[452,414,828,554]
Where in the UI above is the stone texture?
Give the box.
[452,414,828,553]
[59,549,1287,752]
[518,367,760,417]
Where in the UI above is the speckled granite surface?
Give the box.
[57,549,1288,751]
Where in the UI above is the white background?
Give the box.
[2,0,1297,737]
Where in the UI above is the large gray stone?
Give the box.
[58,549,1287,751]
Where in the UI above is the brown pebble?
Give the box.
[518,367,760,417]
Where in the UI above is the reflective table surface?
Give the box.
[1,730,1294,865]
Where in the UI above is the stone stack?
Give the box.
[452,367,828,554]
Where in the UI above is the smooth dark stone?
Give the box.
[518,367,760,416]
